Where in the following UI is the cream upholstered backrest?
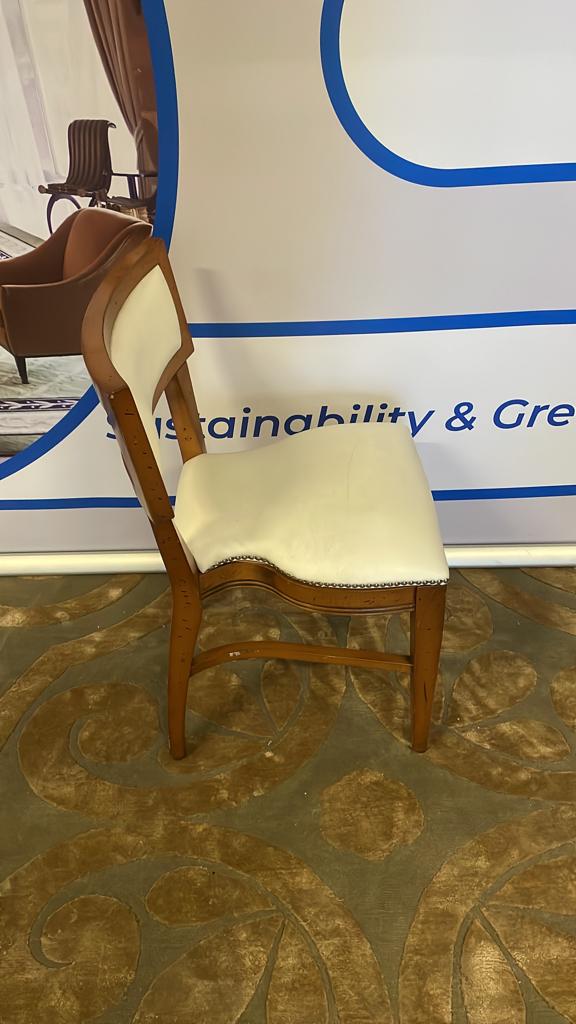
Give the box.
[107,264,182,466]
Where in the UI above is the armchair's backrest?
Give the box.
[62,208,150,280]
[66,119,115,193]
[82,238,205,523]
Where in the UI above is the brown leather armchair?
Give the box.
[0,209,151,384]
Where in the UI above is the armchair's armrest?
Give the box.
[0,234,141,358]
[0,279,91,357]
[112,172,139,200]
[111,171,158,201]
[0,215,76,286]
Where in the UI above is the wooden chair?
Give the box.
[39,120,116,233]
[82,239,448,759]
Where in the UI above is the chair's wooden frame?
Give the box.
[82,239,447,759]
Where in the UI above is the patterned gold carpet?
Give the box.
[1,568,575,1023]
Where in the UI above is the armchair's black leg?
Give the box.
[15,356,28,385]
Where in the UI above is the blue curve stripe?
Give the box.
[143,0,178,247]
[0,389,99,482]
[1,483,576,510]
[189,307,576,338]
[320,0,576,187]
[0,0,178,485]
[0,497,142,510]
[433,484,576,501]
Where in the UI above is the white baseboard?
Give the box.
[0,544,574,576]
[445,544,576,568]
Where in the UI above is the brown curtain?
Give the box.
[83,0,157,185]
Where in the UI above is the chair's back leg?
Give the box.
[153,522,202,760]
[410,584,447,752]
[168,582,201,759]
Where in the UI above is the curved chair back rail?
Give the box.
[81,239,447,761]
[0,210,151,365]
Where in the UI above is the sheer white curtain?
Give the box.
[0,1,49,237]
[0,0,136,239]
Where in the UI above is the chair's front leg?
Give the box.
[410,584,446,752]
[168,584,201,759]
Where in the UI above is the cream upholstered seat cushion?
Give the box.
[174,423,449,587]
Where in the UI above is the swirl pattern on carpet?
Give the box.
[1,568,575,1022]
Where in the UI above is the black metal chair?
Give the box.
[38,120,116,233]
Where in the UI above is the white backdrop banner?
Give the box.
[2,0,576,554]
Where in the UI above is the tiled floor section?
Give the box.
[1,568,575,1022]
